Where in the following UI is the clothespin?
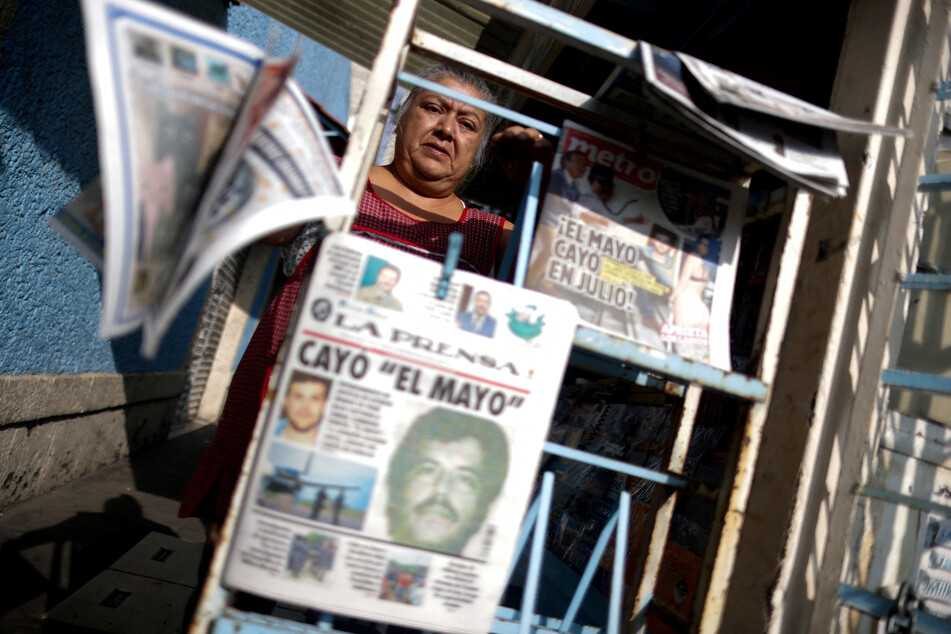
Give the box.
[437,233,463,299]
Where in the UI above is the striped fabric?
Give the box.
[351,185,504,276]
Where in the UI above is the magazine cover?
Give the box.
[526,120,745,369]
[223,233,578,633]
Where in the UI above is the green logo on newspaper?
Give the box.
[506,305,545,341]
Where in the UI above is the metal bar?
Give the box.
[212,608,325,633]
[858,486,951,517]
[507,490,542,585]
[193,384,285,633]
[560,505,621,631]
[838,584,951,634]
[632,384,703,632]
[338,0,419,216]
[459,0,641,67]
[519,471,555,634]
[411,30,647,134]
[900,273,951,289]
[543,442,688,488]
[608,492,631,634]
[499,161,544,284]
[882,369,951,395]
[317,613,334,632]
[396,71,561,137]
[570,332,769,402]
[493,608,604,634]
[513,162,543,287]
[696,191,814,633]
[918,173,951,192]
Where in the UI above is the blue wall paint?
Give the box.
[227,6,352,126]
[0,1,349,376]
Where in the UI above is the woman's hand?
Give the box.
[489,125,555,185]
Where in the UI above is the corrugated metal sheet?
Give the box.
[242,0,492,72]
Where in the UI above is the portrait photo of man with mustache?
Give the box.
[384,408,509,557]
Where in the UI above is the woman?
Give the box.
[668,234,717,332]
[178,64,550,522]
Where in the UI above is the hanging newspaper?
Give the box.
[74,0,351,357]
[223,233,578,634]
[597,43,908,198]
[526,120,745,370]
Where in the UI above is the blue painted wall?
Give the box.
[0,0,349,375]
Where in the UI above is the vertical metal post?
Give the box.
[337,0,420,223]
[519,471,555,634]
[560,507,621,631]
[608,492,631,634]
[499,160,544,286]
[696,192,813,633]
[631,384,702,632]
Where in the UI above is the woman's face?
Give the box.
[698,237,710,256]
[392,78,488,194]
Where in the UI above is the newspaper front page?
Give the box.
[224,233,578,633]
[80,0,350,356]
[526,121,745,369]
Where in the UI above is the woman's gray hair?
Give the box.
[393,64,501,174]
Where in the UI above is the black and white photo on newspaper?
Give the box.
[224,233,578,634]
[526,120,745,370]
[79,0,350,356]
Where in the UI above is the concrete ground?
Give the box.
[0,423,216,633]
[0,421,604,633]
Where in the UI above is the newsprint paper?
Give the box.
[76,0,349,356]
[224,233,578,633]
[527,120,745,369]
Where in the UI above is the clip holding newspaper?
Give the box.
[526,120,745,370]
[74,0,352,357]
[224,233,578,633]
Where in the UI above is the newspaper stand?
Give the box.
[189,0,815,632]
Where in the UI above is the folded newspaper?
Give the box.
[50,0,352,356]
[526,120,745,369]
[597,42,909,198]
[224,233,578,633]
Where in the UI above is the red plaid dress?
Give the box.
[177,186,506,520]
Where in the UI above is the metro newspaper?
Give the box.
[526,120,745,369]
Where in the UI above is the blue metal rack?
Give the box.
[189,0,813,632]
